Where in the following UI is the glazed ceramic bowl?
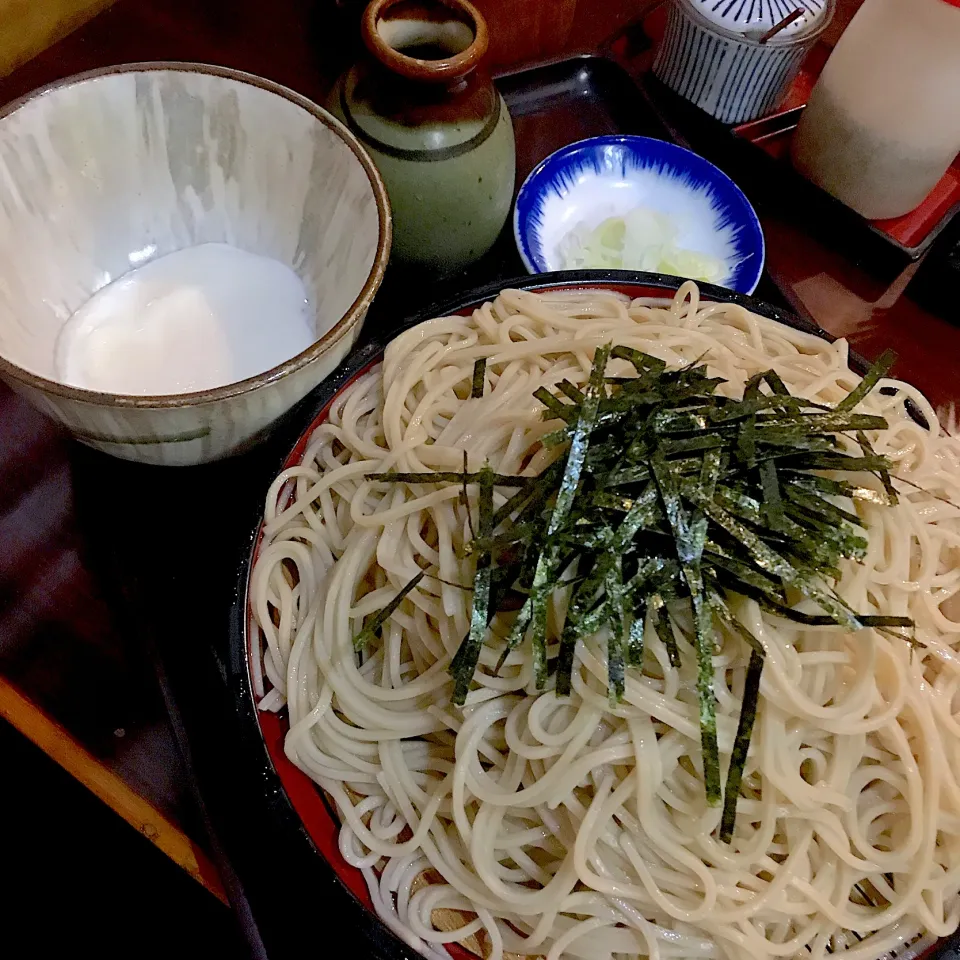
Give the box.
[0,62,391,466]
[513,135,764,294]
[329,0,514,273]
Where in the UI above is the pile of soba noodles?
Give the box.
[251,283,960,960]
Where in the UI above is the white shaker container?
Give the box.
[654,0,833,124]
[792,0,960,220]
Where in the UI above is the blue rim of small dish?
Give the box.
[513,134,766,295]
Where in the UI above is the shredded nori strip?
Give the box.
[834,349,896,413]
[353,571,425,650]
[651,451,720,802]
[627,604,646,667]
[450,466,495,704]
[605,555,627,704]
[759,459,784,531]
[558,380,586,404]
[461,451,475,540]
[527,345,611,689]
[360,345,915,840]
[650,596,681,668]
[471,357,487,398]
[719,648,764,842]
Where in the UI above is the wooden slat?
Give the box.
[0,673,228,904]
[0,0,118,78]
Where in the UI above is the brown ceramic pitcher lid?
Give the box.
[361,0,489,83]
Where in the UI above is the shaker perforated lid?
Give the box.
[683,0,830,38]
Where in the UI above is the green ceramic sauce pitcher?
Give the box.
[330,0,515,273]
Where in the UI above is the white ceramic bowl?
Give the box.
[514,135,764,294]
[0,62,391,466]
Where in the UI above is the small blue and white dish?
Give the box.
[513,135,764,294]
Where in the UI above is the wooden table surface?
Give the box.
[3,0,958,926]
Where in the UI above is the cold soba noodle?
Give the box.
[251,283,960,960]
